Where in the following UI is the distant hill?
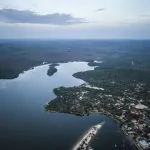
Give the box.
[0,39,150,79]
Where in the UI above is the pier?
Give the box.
[72,121,105,150]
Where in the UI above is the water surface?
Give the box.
[0,62,133,150]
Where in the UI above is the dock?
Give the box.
[72,121,105,150]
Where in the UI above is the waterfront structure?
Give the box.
[73,122,105,150]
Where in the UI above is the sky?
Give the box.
[0,0,150,39]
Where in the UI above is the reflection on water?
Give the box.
[0,62,133,150]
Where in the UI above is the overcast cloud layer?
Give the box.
[0,0,150,39]
[0,9,85,25]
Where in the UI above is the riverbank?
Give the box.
[46,83,150,150]
[94,111,147,150]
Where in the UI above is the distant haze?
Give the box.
[0,0,150,39]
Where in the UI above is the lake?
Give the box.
[0,62,133,150]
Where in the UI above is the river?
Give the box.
[0,62,133,150]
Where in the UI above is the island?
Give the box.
[47,63,59,76]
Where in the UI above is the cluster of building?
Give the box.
[74,83,150,150]
[47,82,150,150]
[97,83,150,150]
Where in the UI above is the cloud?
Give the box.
[0,21,150,39]
[0,8,86,25]
[96,8,105,11]
[140,15,150,18]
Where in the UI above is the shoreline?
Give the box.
[92,111,144,150]
[45,60,149,150]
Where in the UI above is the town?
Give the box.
[46,81,150,150]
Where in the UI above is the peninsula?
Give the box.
[45,61,150,150]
